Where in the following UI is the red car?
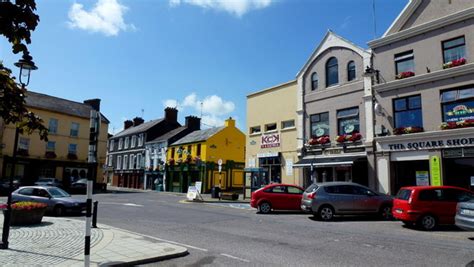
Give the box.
[250,183,305,214]
[393,186,474,230]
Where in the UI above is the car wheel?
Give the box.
[258,202,272,214]
[379,205,392,220]
[54,205,65,217]
[418,214,437,231]
[318,205,335,221]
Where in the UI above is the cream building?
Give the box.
[246,80,301,187]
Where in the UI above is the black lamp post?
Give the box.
[0,54,37,250]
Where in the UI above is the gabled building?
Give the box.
[0,91,109,186]
[166,118,245,193]
[368,0,474,193]
[106,108,181,189]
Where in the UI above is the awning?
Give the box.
[293,154,367,168]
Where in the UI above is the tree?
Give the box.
[0,0,47,140]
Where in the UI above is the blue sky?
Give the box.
[0,0,407,134]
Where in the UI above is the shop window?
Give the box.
[250,126,261,134]
[310,112,329,137]
[442,36,465,63]
[48,118,58,134]
[326,57,339,87]
[281,120,295,129]
[347,61,356,81]
[393,95,423,128]
[118,138,123,150]
[441,87,474,122]
[117,156,122,170]
[311,72,318,90]
[394,50,414,75]
[70,122,79,137]
[337,107,359,135]
[265,123,277,132]
[46,141,56,152]
[68,144,77,154]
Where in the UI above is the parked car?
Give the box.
[455,200,474,231]
[250,183,305,214]
[301,182,393,221]
[12,186,86,216]
[70,179,88,194]
[393,186,473,231]
[0,178,21,195]
[35,177,62,188]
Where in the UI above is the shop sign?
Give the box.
[285,160,293,176]
[430,156,442,186]
[382,137,474,151]
[187,186,198,200]
[261,134,280,148]
[257,152,279,158]
[415,171,429,186]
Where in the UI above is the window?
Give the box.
[130,154,135,169]
[196,144,201,156]
[442,36,465,63]
[394,50,414,75]
[281,120,295,129]
[70,122,79,137]
[187,145,192,155]
[131,135,137,148]
[108,155,113,167]
[393,95,423,128]
[19,188,34,196]
[124,137,130,149]
[136,154,141,168]
[287,186,304,194]
[117,156,122,170]
[48,118,58,134]
[310,112,329,137]
[347,61,356,81]
[337,107,359,135]
[109,140,115,152]
[265,123,277,132]
[138,134,144,147]
[68,144,77,154]
[311,72,318,90]
[265,185,285,193]
[118,138,123,150]
[46,141,56,152]
[123,155,128,170]
[18,137,30,151]
[441,87,474,122]
[250,126,261,134]
[326,57,339,87]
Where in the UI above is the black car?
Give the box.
[70,179,88,194]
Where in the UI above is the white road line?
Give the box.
[123,203,143,207]
[99,202,144,207]
[220,253,250,263]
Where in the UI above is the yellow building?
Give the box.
[0,91,109,186]
[246,80,301,188]
[166,118,245,193]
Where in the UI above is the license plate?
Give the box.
[395,209,403,214]
[460,209,474,216]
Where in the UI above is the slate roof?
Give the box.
[112,119,164,138]
[25,91,110,123]
[148,126,188,143]
[171,127,224,146]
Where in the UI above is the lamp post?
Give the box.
[0,54,37,250]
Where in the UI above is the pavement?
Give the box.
[0,214,188,266]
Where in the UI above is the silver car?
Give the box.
[301,182,393,221]
[455,200,474,231]
[12,186,86,216]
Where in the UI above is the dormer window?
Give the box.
[326,57,339,87]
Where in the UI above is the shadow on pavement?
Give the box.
[11,221,54,229]
[262,210,308,215]
[307,215,392,222]
[401,224,466,232]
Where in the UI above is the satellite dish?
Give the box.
[374,102,384,116]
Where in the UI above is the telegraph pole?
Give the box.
[85,108,100,266]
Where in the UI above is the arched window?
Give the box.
[311,72,318,90]
[326,57,339,87]
[347,61,356,81]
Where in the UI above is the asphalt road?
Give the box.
[59,190,474,267]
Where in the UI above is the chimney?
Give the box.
[225,117,235,128]
[84,98,101,111]
[185,116,201,131]
[133,117,144,127]
[164,107,178,122]
[124,120,133,130]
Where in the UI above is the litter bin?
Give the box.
[211,186,221,198]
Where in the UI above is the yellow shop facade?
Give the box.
[165,118,245,193]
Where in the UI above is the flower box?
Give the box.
[393,126,424,135]
[307,135,330,146]
[2,202,47,226]
[45,151,57,159]
[443,58,466,69]
[440,119,474,130]
[395,71,415,80]
[335,132,362,143]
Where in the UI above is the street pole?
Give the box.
[310,161,314,184]
[85,109,100,266]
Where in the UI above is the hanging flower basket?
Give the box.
[443,58,466,69]
[440,119,474,130]
[335,132,362,143]
[395,71,415,80]
[393,126,424,135]
[3,202,48,226]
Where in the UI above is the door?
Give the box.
[286,186,304,210]
[31,188,54,209]
[325,185,354,213]
[266,185,288,210]
[350,185,379,213]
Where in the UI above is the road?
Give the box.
[61,190,474,266]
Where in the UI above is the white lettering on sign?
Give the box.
[380,136,474,151]
[261,134,280,148]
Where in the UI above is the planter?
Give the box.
[443,58,466,69]
[395,71,415,79]
[5,208,46,226]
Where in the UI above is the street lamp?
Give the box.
[0,54,37,249]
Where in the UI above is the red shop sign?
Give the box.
[261,134,280,148]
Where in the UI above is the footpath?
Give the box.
[0,214,187,266]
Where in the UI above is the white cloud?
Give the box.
[163,93,235,127]
[169,0,274,17]
[68,0,135,36]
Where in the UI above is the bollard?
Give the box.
[92,201,98,228]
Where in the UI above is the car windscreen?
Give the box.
[396,189,412,200]
[38,178,53,182]
[48,187,70,198]
[305,184,319,193]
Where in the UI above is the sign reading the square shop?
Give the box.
[261,134,280,148]
[381,136,474,151]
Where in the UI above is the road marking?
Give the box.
[220,253,250,263]
[123,203,143,207]
[98,202,144,207]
